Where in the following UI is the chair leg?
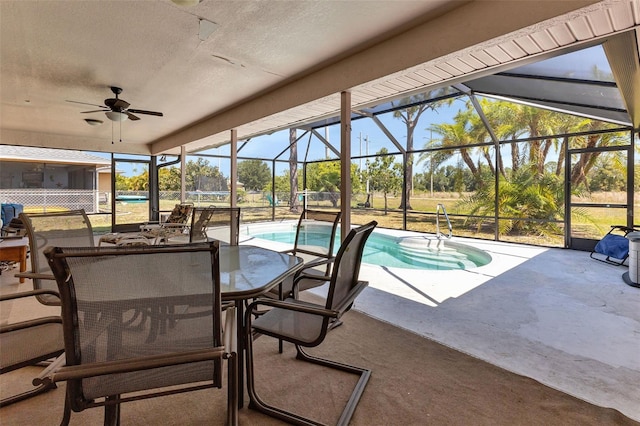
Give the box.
[295,346,371,426]
[245,332,371,426]
[226,352,239,426]
[60,390,72,426]
[103,396,121,426]
[0,380,57,408]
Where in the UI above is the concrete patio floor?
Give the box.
[244,230,640,421]
[1,229,638,422]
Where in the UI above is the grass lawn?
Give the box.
[27,190,634,247]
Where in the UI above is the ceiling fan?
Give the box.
[66,86,163,122]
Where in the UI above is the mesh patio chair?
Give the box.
[206,207,241,246]
[17,210,95,306]
[0,289,64,407]
[44,241,238,426]
[270,209,341,300]
[245,221,377,426]
[166,206,216,244]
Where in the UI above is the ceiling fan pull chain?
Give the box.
[111,121,114,144]
[119,120,122,143]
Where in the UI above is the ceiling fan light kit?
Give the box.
[105,111,128,122]
[67,86,163,122]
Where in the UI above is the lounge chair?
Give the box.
[139,202,193,243]
[265,193,279,206]
[206,207,241,245]
[590,225,640,266]
[166,206,216,244]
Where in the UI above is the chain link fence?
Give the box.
[0,189,102,213]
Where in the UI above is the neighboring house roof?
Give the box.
[0,145,110,166]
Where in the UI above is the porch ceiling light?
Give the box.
[171,0,202,6]
[84,118,103,126]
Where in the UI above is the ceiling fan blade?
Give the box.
[126,112,141,121]
[81,109,108,113]
[66,100,105,108]
[113,99,130,109]
[127,108,163,117]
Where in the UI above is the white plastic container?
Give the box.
[625,232,640,284]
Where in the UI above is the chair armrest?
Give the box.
[291,270,331,295]
[140,223,161,231]
[49,347,226,383]
[13,271,56,281]
[333,281,368,315]
[0,289,60,302]
[611,225,635,233]
[223,306,237,354]
[299,256,334,271]
[0,316,62,334]
[248,297,339,319]
[160,223,188,229]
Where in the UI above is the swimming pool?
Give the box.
[241,222,492,270]
[115,195,147,204]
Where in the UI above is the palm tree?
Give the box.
[425,118,479,177]
[460,166,565,237]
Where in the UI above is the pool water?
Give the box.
[249,227,491,270]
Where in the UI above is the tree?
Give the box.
[366,148,402,214]
[237,159,270,191]
[185,158,226,192]
[587,156,626,192]
[127,168,149,191]
[115,172,129,191]
[158,166,181,191]
[306,160,362,208]
[288,128,301,212]
[392,93,442,210]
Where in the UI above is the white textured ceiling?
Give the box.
[1,0,638,156]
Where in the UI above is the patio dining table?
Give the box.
[220,245,304,406]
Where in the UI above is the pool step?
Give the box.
[396,238,478,269]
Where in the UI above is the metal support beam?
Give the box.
[311,128,341,157]
[230,129,238,207]
[340,91,351,240]
[603,30,640,130]
[354,109,405,154]
[180,146,186,203]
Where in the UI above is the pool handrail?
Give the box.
[436,204,452,239]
